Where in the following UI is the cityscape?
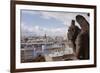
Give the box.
[21,34,75,63]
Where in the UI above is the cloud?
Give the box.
[39,11,89,28]
[21,22,66,37]
[42,27,66,36]
[40,11,71,26]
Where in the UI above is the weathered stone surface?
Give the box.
[67,15,89,60]
[67,20,80,53]
[76,15,89,59]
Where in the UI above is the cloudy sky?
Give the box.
[21,10,89,37]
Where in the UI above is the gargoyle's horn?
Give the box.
[76,15,89,28]
[76,15,89,31]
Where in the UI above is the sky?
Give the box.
[20,9,90,37]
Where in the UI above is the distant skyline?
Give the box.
[21,10,89,37]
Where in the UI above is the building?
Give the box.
[21,35,74,62]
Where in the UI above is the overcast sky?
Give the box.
[21,10,89,37]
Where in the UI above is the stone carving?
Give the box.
[75,15,89,60]
[67,15,89,60]
[67,20,81,53]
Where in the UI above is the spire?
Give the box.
[44,33,47,39]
